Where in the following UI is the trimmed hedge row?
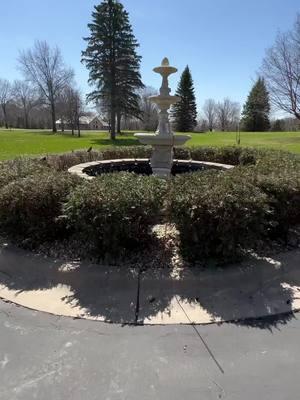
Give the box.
[0,172,80,242]
[0,158,49,189]
[0,146,298,262]
[44,145,289,171]
[64,173,166,257]
[170,171,269,262]
[172,150,300,261]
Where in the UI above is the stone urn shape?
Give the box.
[135,58,191,178]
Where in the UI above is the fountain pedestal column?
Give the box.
[151,144,173,179]
[134,58,191,178]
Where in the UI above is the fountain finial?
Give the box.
[162,57,169,66]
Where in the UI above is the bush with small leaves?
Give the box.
[0,158,49,189]
[64,173,167,258]
[46,150,104,171]
[101,146,152,160]
[0,171,81,243]
[0,147,298,264]
[170,171,269,262]
[232,154,300,240]
[173,147,191,160]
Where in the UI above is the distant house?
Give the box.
[56,115,109,131]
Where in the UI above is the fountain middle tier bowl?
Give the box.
[149,95,180,108]
[134,133,191,146]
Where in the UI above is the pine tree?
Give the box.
[82,0,144,139]
[241,77,270,132]
[172,66,197,132]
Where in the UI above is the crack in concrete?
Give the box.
[134,269,142,325]
[174,295,225,374]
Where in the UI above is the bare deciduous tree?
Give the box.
[18,40,74,132]
[139,86,158,131]
[55,85,84,136]
[262,14,300,120]
[65,87,84,137]
[120,86,158,131]
[0,79,12,129]
[13,80,40,129]
[203,99,217,132]
[217,98,240,131]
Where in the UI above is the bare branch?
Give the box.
[262,15,300,120]
[203,99,217,131]
[18,40,74,131]
[0,79,12,128]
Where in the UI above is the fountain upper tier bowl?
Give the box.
[153,65,178,76]
[134,133,190,146]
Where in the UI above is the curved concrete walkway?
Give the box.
[0,243,300,325]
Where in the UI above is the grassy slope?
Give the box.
[0,129,300,160]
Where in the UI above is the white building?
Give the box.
[56,115,109,131]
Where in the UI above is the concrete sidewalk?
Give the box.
[0,243,300,324]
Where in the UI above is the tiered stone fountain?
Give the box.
[68,58,234,180]
[134,58,191,178]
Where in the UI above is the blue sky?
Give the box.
[0,0,299,114]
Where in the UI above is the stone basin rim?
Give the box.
[68,158,234,180]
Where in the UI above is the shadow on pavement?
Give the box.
[0,243,299,329]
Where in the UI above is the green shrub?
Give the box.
[256,173,300,238]
[0,171,81,243]
[0,158,49,189]
[229,152,300,239]
[173,147,191,160]
[46,146,153,171]
[240,168,300,237]
[0,147,299,264]
[189,146,281,166]
[190,146,222,163]
[46,150,104,171]
[64,173,166,258]
[190,146,245,165]
[254,151,300,174]
[170,171,269,262]
[101,146,152,160]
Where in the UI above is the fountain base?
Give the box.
[134,133,191,178]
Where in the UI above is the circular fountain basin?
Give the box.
[68,159,234,180]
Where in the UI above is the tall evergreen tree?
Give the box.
[172,66,197,132]
[82,0,144,139]
[241,77,270,132]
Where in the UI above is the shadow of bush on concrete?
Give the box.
[0,242,299,329]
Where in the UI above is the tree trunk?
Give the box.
[77,117,81,138]
[110,109,116,140]
[117,111,121,134]
[2,104,8,129]
[51,102,57,133]
[24,110,29,129]
[110,62,116,140]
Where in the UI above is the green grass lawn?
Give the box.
[0,128,300,160]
